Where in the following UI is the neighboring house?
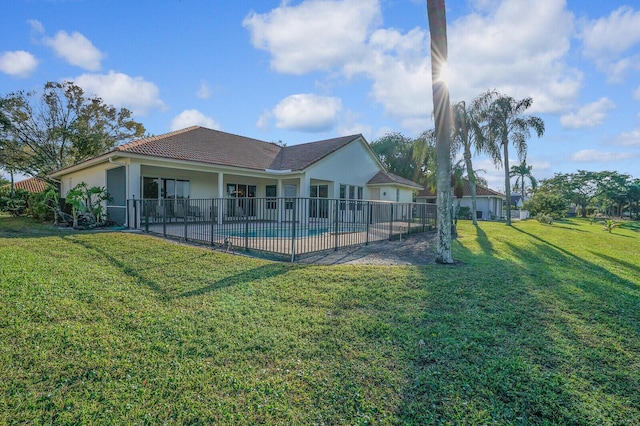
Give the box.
[50,126,422,225]
[511,194,525,209]
[1,176,48,193]
[415,180,505,220]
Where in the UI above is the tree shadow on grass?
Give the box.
[176,263,291,299]
[474,224,494,256]
[61,234,291,301]
[396,227,640,424]
[588,250,640,274]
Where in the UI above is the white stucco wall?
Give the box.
[59,162,115,197]
[459,196,504,219]
[305,139,381,199]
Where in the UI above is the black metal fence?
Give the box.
[126,197,436,261]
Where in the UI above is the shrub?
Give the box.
[524,192,567,219]
[457,206,471,220]
[537,214,554,225]
[0,189,31,217]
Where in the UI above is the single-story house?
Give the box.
[50,126,422,225]
[415,180,505,220]
[511,194,526,209]
[1,176,49,193]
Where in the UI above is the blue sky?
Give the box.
[1,0,639,190]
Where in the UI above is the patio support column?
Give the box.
[300,174,310,227]
[277,178,283,224]
[128,162,141,228]
[128,161,141,200]
[217,172,224,225]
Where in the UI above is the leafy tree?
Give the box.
[1,81,145,181]
[593,171,631,217]
[542,171,596,217]
[427,0,453,263]
[627,179,640,219]
[476,91,545,225]
[509,158,537,198]
[451,99,497,225]
[370,132,422,180]
[523,190,567,219]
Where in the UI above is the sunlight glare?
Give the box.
[437,62,450,86]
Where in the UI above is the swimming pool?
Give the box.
[225,225,366,238]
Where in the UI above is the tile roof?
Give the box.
[367,170,423,189]
[270,135,360,171]
[417,179,504,198]
[117,126,282,170]
[115,126,362,172]
[51,126,422,189]
[2,177,49,193]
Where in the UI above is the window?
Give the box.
[340,184,347,210]
[396,188,400,202]
[284,184,296,209]
[142,177,189,199]
[227,183,256,216]
[266,185,277,209]
[310,184,329,218]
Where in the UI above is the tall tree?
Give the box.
[478,92,545,225]
[1,81,145,182]
[411,128,436,185]
[427,0,453,263]
[509,158,537,198]
[451,99,497,225]
[370,132,421,180]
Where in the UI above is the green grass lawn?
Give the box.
[1,215,638,424]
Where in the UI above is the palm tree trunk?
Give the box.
[503,137,511,226]
[464,149,478,225]
[427,0,453,264]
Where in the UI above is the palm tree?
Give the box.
[427,0,453,263]
[451,100,499,225]
[477,92,545,225]
[509,159,537,199]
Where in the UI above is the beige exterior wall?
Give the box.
[59,162,117,197]
[458,196,504,220]
[305,138,380,199]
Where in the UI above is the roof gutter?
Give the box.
[264,168,292,174]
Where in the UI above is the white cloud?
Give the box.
[196,81,212,99]
[582,6,640,59]
[571,149,635,162]
[560,98,615,129]
[44,30,105,71]
[614,129,640,147]
[337,111,372,138]
[170,110,220,131]
[447,0,580,113]
[243,0,380,75]
[256,110,272,132]
[74,71,165,115]
[0,50,38,77]
[272,94,342,132]
[244,0,580,134]
[27,19,44,34]
[581,6,640,82]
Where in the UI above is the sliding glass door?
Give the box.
[226,184,256,217]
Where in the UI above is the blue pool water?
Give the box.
[226,225,366,238]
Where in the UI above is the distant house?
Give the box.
[511,194,525,209]
[1,176,48,193]
[50,126,422,225]
[415,180,505,220]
